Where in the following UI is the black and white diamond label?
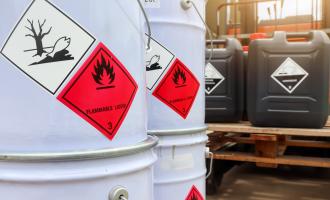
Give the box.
[205,63,225,95]
[144,0,161,8]
[1,0,95,94]
[271,57,308,94]
[146,35,175,90]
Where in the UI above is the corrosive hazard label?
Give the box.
[271,57,308,94]
[205,63,225,95]
[58,43,138,140]
[185,185,204,200]
[153,59,200,119]
[1,0,95,94]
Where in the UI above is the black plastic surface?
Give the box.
[247,31,330,128]
[205,39,244,123]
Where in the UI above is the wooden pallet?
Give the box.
[207,121,330,168]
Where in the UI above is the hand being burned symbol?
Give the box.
[172,67,187,87]
[92,54,116,90]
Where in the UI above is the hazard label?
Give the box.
[57,43,138,140]
[146,35,175,90]
[185,185,204,200]
[1,0,95,94]
[271,57,308,94]
[153,59,200,119]
[205,63,225,95]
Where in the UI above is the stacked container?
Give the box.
[205,39,244,123]
[0,0,156,199]
[248,31,330,128]
[145,0,208,199]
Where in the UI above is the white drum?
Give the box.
[145,0,208,199]
[0,136,158,200]
[145,0,206,131]
[0,0,147,152]
[152,129,208,200]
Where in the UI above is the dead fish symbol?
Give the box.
[146,55,160,68]
[47,36,71,57]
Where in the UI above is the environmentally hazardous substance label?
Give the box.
[57,43,138,140]
[146,35,175,90]
[143,0,161,8]
[205,63,225,95]
[0,0,95,94]
[185,185,204,200]
[153,59,200,119]
[271,57,308,94]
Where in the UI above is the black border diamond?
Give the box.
[0,0,95,95]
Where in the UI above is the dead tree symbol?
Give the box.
[25,19,52,57]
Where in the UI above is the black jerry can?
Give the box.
[247,31,330,128]
[205,39,244,123]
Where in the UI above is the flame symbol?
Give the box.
[92,54,115,90]
[190,193,198,200]
[172,67,186,87]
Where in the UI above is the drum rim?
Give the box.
[0,136,158,162]
[148,126,208,136]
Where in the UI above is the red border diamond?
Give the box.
[185,185,204,200]
[57,43,138,140]
[152,59,200,119]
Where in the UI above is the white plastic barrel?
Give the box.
[0,0,147,152]
[146,0,206,131]
[0,1,157,199]
[0,136,158,200]
[145,0,208,199]
[153,130,208,200]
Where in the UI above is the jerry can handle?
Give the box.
[272,31,314,43]
[286,31,328,42]
[286,32,312,39]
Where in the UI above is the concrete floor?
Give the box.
[207,164,330,200]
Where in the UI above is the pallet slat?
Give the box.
[213,151,330,168]
[208,122,330,137]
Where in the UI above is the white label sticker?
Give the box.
[146,35,175,90]
[143,0,161,8]
[1,0,95,94]
[160,154,194,170]
[205,63,225,95]
[271,57,308,94]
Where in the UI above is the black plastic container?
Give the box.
[242,51,249,121]
[205,39,244,123]
[247,31,330,128]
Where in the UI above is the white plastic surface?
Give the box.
[0,0,147,152]
[146,0,206,131]
[0,148,156,199]
[153,132,208,200]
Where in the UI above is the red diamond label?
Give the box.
[57,43,138,140]
[153,59,200,119]
[185,185,204,200]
